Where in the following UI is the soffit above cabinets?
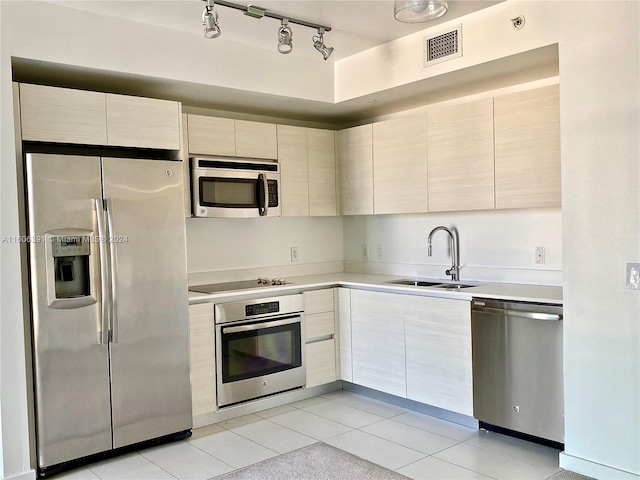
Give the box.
[12,44,558,127]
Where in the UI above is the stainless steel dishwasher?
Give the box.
[471,298,564,445]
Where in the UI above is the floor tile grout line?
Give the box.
[317,392,411,419]
[424,455,502,480]
[188,429,276,471]
[136,448,187,480]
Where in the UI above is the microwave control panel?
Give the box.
[268,180,278,207]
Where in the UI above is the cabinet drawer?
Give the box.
[305,311,335,340]
[306,339,337,388]
[304,289,334,315]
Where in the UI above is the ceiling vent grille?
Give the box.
[424,24,462,67]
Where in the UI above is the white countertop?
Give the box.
[188,272,562,305]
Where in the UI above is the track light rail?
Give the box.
[211,0,332,32]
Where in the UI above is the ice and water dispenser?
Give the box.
[44,229,98,309]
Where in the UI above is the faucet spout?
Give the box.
[427,226,460,281]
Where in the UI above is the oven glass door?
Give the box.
[221,316,302,384]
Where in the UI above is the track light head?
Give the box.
[277,19,293,54]
[202,0,221,39]
[312,28,333,61]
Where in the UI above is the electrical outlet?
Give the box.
[290,246,299,262]
[376,245,383,259]
[362,245,369,259]
[535,247,545,265]
[627,263,640,290]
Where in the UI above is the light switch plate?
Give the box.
[626,263,640,290]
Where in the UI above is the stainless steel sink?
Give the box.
[386,279,443,287]
[386,279,479,290]
[432,283,476,290]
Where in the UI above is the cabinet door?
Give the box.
[427,98,495,212]
[189,303,216,418]
[337,125,374,215]
[20,84,107,145]
[277,125,309,216]
[306,339,337,388]
[187,115,236,156]
[494,85,561,209]
[235,120,278,159]
[405,296,472,416]
[336,288,352,382]
[351,290,406,397]
[307,128,337,216]
[304,289,334,315]
[373,114,428,214]
[106,94,181,150]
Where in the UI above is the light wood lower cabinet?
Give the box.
[494,84,561,209]
[350,290,406,398]
[404,295,473,416]
[336,288,352,382]
[304,289,338,388]
[189,303,216,417]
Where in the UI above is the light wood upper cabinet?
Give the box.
[20,84,108,145]
[494,85,561,209]
[106,94,181,150]
[405,296,473,416]
[235,120,278,159]
[307,128,337,216]
[277,125,310,216]
[187,115,236,156]
[350,290,406,398]
[189,303,216,418]
[337,125,374,216]
[373,114,428,214]
[427,98,495,212]
[19,84,181,150]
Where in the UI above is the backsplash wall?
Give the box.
[343,208,562,285]
[186,216,344,284]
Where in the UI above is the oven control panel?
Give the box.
[246,301,280,316]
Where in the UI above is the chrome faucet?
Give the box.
[427,226,460,281]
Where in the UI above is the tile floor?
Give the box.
[57,390,563,480]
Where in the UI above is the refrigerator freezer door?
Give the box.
[102,158,192,448]
[26,154,112,468]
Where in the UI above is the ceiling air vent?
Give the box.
[424,24,462,67]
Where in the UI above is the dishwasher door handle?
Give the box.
[473,305,562,321]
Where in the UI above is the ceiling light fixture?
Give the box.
[202,0,221,38]
[313,28,334,61]
[394,0,448,23]
[199,0,333,59]
[277,19,293,54]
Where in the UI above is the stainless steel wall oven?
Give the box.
[215,295,305,407]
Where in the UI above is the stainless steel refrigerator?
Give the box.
[25,153,192,474]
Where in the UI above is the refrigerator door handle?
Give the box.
[94,198,110,345]
[105,198,119,343]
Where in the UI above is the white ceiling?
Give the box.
[46,0,502,61]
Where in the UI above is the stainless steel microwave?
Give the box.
[191,157,281,218]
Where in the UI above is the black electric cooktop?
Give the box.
[189,279,291,294]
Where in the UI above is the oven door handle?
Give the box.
[222,316,300,334]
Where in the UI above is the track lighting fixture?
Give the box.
[313,28,334,61]
[199,0,333,59]
[202,0,221,38]
[277,19,293,54]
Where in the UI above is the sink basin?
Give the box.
[432,283,477,290]
[386,279,442,287]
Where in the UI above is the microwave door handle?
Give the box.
[258,173,268,217]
